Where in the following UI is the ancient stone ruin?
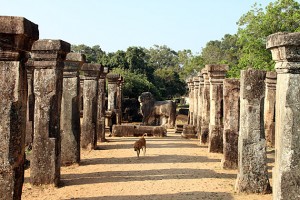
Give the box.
[235,69,271,194]
[207,64,228,153]
[200,68,210,144]
[30,39,70,186]
[267,32,300,200]
[60,53,86,166]
[138,92,176,128]
[0,16,39,200]
[221,78,240,169]
[80,63,102,150]
[264,71,277,148]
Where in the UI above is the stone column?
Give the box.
[30,40,70,186]
[197,72,204,137]
[235,69,271,194]
[116,76,124,125]
[266,32,300,200]
[97,67,108,142]
[207,64,228,153]
[60,53,85,166]
[81,63,101,150]
[264,71,277,148]
[25,59,35,148]
[106,73,121,132]
[221,78,240,169]
[0,16,38,200]
[187,78,194,124]
[193,77,199,126]
[200,68,210,144]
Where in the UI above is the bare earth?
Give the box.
[22,131,273,200]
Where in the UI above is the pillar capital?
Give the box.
[63,53,86,78]
[107,73,121,83]
[193,77,199,89]
[206,64,228,84]
[81,63,102,80]
[265,71,277,90]
[0,16,39,61]
[266,32,300,73]
[31,39,70,69]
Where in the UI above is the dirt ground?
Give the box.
[22,130,273,200]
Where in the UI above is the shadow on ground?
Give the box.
[80,154,220,165]
[61,168,235,186]
[63,191,234,200]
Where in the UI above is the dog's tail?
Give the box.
[142,133,147,138]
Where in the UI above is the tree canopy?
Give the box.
[72,0,300,98]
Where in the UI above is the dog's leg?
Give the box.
[137,149,140,158]
[143,146,146,156]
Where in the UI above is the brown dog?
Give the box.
[133,133,147,158]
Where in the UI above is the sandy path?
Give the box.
[22,131,273,200]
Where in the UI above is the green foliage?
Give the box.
[71,44,106,63]
[236,0,300,73]
[111,67,161,100]
[154,67,187,99]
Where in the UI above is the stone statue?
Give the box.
[138,92,176,128]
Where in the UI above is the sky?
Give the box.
[1,0,274,54]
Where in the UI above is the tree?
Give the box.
[71,44,106,63]
[154,67,186,99]
[111,67,161,100]
[237,0,300,73]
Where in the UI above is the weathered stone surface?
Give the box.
[112,125,167,137]
[25,59,34,148]
[138,92,176,128]
[116,76,124,125]
[0,16,38,200]
[60,53,85,166]
[235,69,271,194]
[187,78,194,124]
[30,39,70,186]
[81,63,101,150]
[97,67,108,142]
[207,64,228,153]
[106,73,121,133]
[221,78,240,169]
[197,72,204,138]
[182,125,197,139]
[267,32,300,200]
[264,71,277,148]
[200,68,210,144]
[192,77,199,126]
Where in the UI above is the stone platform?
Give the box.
[112,124,167,137]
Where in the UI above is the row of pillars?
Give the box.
[187,32,300,199]
[0,16,124,200]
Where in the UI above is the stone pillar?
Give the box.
[60,53,85,166]
[106,73,121,132]
[25,59,35,148]
[79,75,84,117]
[81,63,101,150]
[116,76,124,125]
[187,78,194,124]
[197,72,204,137]
[235,69,271,194]
[30,40,70,186]
[207,64,228,153]
[264,71,277,148]
[0,16,38,200]
[97,67,108,142]
[200,68,210,144]
[221,78,240,169]
[193,77,199,126]
[266,32,300,200]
